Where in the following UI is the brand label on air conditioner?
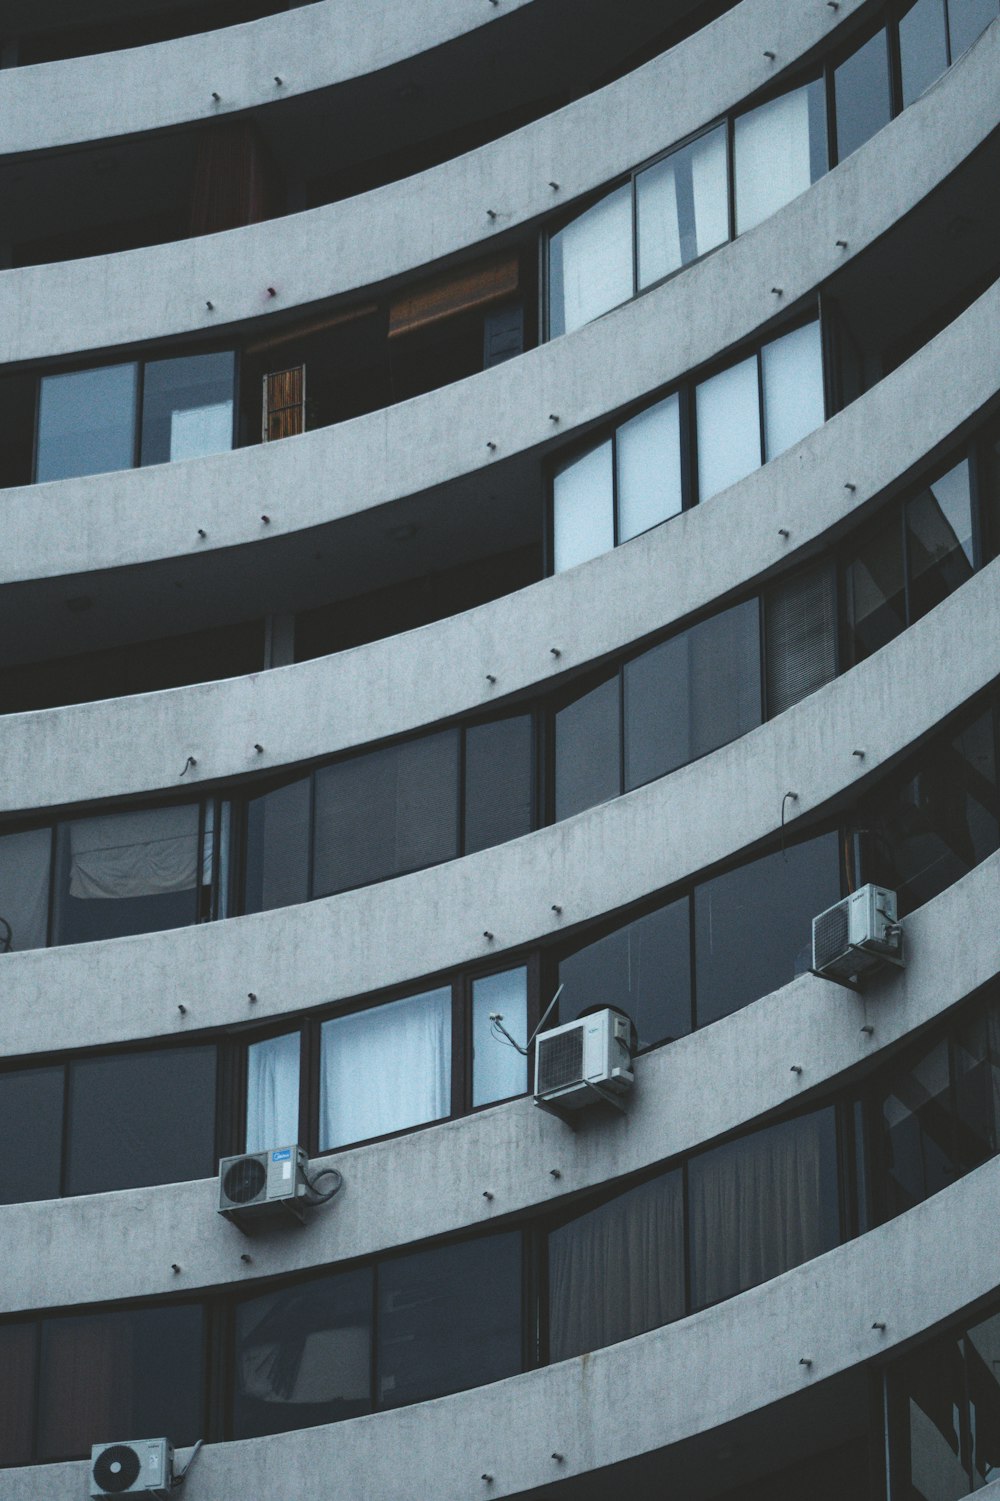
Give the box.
[272,1149,292,1162]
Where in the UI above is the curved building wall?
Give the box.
[1,1,999,1498]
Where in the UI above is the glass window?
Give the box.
[967,1308,1000,1488]
[636,124,728,289]
[694,833,842,1027]
[548,1170,685,1361]
[243,776,312,914]
[765,564,838,717]
[548,183,633,338]
[52,803,203,946]
[64,1045,217,1196]
[895,1330,971,1500]
[472,968,528,1107]
[0,824,51,952]
[0,1065,64,1204]
[464,715,534,855]
[844,508,907,665]
[761,320,825,460]
[834,30,892,163]
[319,987,452,1149]
[554,675,621,821]
[38,1304,204,1461]
[35,363,138,482]
[377,1233,522,1407]
[232,1267,373,1438]
[552,439,614,573]
[623,599,762,790]
[948,0,998,59]
[899,0,950,105]
[688,1108,840,1309]
[878,1038,958,1215]
[246,1032,301,1153]
[859,708,1000,914]
[312,731,460,897]
[616,393,683,543]
[734,81,827,236]
[906,459,975,623]
[558,897,691,1051]
[0,1322,36,1467]
[140,351,235,465]
[695,354,761,502]
[952,995,1000,1174]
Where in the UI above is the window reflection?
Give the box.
[140,351,235,465]
[906,459,975,623]
[899,0,950,105]
[554,675,621,820]
[0,826,51,952]
[834,30,892,162]
[548,184,633,338]
[35,363,138,482]
[636,125,728,288]
[472,969,528,1107]
[558,898,692,1050]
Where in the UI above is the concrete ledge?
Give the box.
[0,24,996,603]
[2,1156,998,1499]
[0,271,997,814]
[0,843,996,1314]
[0,0,539,156]
[0,0,874,364]
[2,552,998,1057]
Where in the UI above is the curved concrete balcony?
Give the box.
[0,0,885,364]
[0,842,996,1314]
[2,546,998,1057]
[1,270,997,816]
[3,1154,999,1499]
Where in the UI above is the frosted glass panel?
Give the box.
[553,439,614,572]
[548,184,633,337]
[695,355,761,501]
[170,402,234,461]
[36,363,138,481]
[636,125,728,288]
[246,1032,300,1152]
[734,83,822,235]
[617,394,682,541]
[761,321,825,460]
[472,968,528,1107]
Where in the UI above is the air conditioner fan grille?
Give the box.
[223,1156,267,1205]
[92,1444,142,1494]
[537,1028,584,1093]
[814,901,850,970]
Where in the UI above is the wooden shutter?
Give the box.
[262,366,306,442]
[388,254,520,340]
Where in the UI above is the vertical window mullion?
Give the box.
[756,345,767,466]
[133,359,145,470]
[725,115,737,242]
[45,823,57,948]
[451,977,466,1119]
[306,770,318,901]
[630,171,640,300]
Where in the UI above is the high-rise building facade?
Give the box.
[0,1,999,1497]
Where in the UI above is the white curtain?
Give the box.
[761,320,825,461]
[689,1110,833,1309]
[320,988,451,1150]
[549,1171,685,1361]
[734,84,813,234]
[68,805,201,900]
[169,400,233,462]
[690,124,729,255]
[246,1033,301,1153]
[0,827,51,951]
[549,183,633,336]
[552,438,614,573]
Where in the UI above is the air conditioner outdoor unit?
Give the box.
[812,884,903,985]
[534,1008,634,1114]
[218,1143,311,1229]
[90,1437,174,1496]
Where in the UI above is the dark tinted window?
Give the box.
[0,1322,37,1467]
[877,1037,957,1215]
[548,1170,685,1360]
[38,1304,204,1461]
[899,0,950,104]
[244,776,312,914]
[52,805,203,946]
[64,1046,217,1196]
[554,676,621,821]
[834,30,892,163]
[0,825,51,953]
[233,1267,373,1438]
[694,833,842,1027]
[464,715,534,854]
[905,459,975,623]
[313,730,460,896]
[765,565,838,717]
[688,1108,840,1309]
[624,600,761,790]
[0,1066,64,1204]
[858,707,999,913]
[893,1327,970,1498]
[948,0,999,57]
[844,508,906,665]
[376,1234,522,1407]
[559,897,691,1049]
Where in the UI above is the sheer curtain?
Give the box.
[689,1110,837,1309]
[246,1033,301,1152]
[0,826,51,951]
[548,183,633,337]
[320,988,451,1149]
[548,1170,685,1362]
[68,806,200,900]
[39,1315,132,1460]
[734,84,814,234]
